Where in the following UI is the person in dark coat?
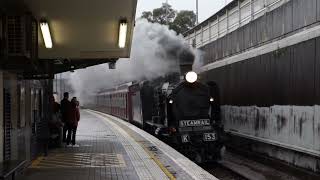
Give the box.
[66,97,80,147]
[49,95,61,128]
[60,92,71,142]
[49,95,63,147]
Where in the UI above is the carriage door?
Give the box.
[3,89,11,161]
[132,91,142,125]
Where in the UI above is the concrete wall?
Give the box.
[201,34,320,172]
[196,0,320,172]
[222,105,320,171]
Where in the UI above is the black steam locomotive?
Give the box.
[137,72,223,163]
[94,71,223,163]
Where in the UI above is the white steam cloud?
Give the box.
[192,49,205,73]
[63,20,202,104]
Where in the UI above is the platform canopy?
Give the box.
[23,0,137,71]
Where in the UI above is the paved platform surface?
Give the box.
[20,110,217,180]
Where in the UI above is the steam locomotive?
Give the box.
[93,71,224,163]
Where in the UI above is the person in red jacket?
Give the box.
[66,97,80,147]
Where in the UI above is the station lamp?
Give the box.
[40,20,53,49]
[185,71,198,83]
[118,19,128,48]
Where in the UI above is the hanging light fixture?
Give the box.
[118,19,128,48]
[40,20,53,48]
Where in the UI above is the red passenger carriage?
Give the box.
[96,82,132,122]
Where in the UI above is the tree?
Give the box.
[152,3,176,25]
[141,3,176,25]
[141,4,196,34]
[141,11,153,22]
[169,10,196,34]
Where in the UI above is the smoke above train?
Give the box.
[65,19,203,104]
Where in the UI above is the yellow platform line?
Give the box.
[31,156,44,167]
[140,143,176,180]
[88,110,176,180]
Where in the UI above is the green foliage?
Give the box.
[141,11,153,22]
[169,10,196,34]
[141,3,196,34]
[141,3,176,24]
[153,3,176,24]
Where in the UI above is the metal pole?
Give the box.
[166,0,169,25]
[196,0,199,25]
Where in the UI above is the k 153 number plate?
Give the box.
[181,134,190,143]
[203,133,216,141]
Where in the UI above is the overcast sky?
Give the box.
[136,0,233,23]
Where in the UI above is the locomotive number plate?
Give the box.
[203,133,216,141]
[179,119,210,127]
[181,134,190,143]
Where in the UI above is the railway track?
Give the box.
[203,148,320,180]
[202,163,247,180]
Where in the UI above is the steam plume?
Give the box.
[62,20,200,104]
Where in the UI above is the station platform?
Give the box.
[20,109,217,180]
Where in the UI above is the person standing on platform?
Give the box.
[49,95,63,146]
[50,95,61,127]
[66,97,80,147]
[60,92,71,143]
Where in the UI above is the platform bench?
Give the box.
[0,160,26,180]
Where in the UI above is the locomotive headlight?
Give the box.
[185,71,198,83]
[210,97,214,102]
[169,99,173,104]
